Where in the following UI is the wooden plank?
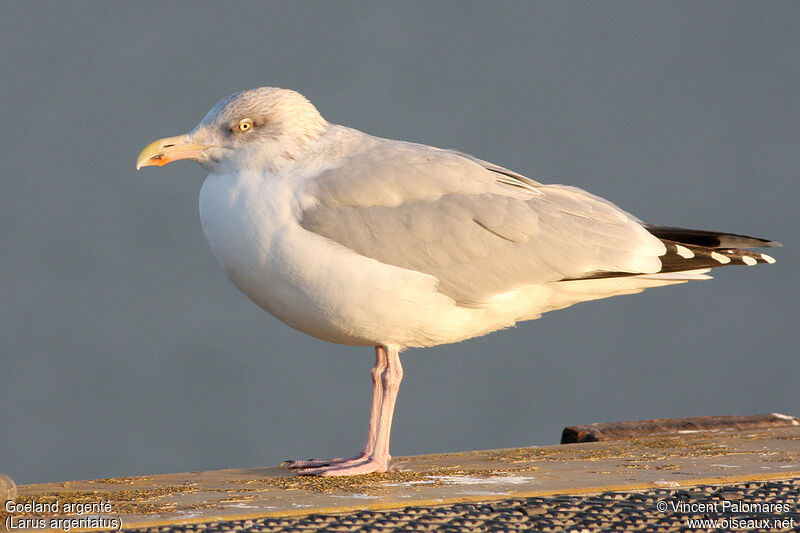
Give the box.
[561,412,798,443]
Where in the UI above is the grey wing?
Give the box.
[299,142,665,305]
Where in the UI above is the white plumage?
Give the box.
[137,87,778,476]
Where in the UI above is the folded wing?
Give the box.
[300,141,668,305]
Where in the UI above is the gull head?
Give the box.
[137,87,329,174]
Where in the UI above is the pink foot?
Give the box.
[285,452,368,469]
[296,457,389,476]
[288,345,402,478]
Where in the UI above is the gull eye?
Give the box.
[236,119,254,133]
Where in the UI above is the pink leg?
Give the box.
[286,346,389,471]
[294,345,403,476]
[361,345,389,456]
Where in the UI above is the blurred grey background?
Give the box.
[1,2,797,485]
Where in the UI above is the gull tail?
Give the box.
[645,225,781,250]
[553,226,778,312]
[646,225,779,275]
[566,226,779,283]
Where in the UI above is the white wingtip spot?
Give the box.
[710,252,731,264]
[761,253,776,264]
[675,244,695,259]
[742,256,757,266]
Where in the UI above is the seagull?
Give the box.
[137,87,779,476]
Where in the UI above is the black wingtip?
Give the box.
[646,225,780,249]
[563,238,776,282]
[658,241,777,272]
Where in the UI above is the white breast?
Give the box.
[197,170,491,348]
